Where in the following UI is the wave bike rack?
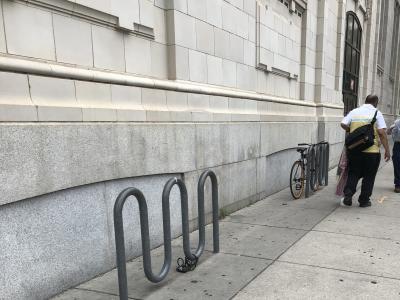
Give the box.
[113,170,219,300]
[304,142,329,198]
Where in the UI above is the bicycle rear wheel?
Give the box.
[290,160,305,199]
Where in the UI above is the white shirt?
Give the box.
[341,104,386,129]
[341,104,386,153]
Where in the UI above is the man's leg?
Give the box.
[343,153,362,204]
[392,143,400,191]
[359,153,381,206]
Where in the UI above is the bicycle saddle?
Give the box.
[296,147,308,153]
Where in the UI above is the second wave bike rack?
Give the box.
[113,170,219,300]
[304,142,330,198]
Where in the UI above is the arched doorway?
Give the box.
[343,12,362,115]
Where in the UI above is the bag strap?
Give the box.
[371,110,378,125]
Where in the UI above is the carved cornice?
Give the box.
[294,0,307,10]
[13,0,155,38]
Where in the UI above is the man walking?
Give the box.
[387,118,400,192]
[340,95,391,207]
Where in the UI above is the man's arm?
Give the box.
[378,128,391,162]
[341,111,352,132]
[341,123,350,132]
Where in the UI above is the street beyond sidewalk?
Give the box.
[53,163,400,300]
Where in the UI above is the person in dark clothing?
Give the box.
[387,119,400,192]
[340,95,391,207]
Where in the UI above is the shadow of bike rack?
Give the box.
[113,170,219,300]
[305,142,330,198]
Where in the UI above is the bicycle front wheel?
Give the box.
[290,160,305,199]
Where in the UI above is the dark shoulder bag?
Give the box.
[345,110,378,153]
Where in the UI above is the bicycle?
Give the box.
[290,142,329,199]
[290,143,317,199]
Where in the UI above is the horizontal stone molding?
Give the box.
[0,104,325,123]
[317,116,344,122]
[0,56,344,110]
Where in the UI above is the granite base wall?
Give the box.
[0,121,343,299]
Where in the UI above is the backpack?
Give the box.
[345,110,378,153]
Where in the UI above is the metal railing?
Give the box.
[113,170,219,300]
[305,142,330,198]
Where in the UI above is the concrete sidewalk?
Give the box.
[53,163,400,300]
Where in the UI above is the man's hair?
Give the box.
[365,94,379,105]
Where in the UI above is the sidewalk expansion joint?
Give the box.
[203,249,275,261]
[228,227,311,300]
[74,287,141,300]
[229,203,340,299]
[221,220,309,232]
[227,261,273,300]
[311,228,400,242]
[342,210,400,219]
[276,260,400,282]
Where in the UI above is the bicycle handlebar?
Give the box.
[298,141,328,147]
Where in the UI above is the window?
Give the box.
[256,0,304,79]
[377,0,388,69]
[277,0,302,18]
[343,13,362,115]
[390,3,400,79]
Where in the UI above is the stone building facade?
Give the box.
[0,0,398,298]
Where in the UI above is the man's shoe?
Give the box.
[340,197,352,207]
[359,201,372,208]
[394,187,400,193]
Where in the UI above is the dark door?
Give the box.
[343,12,362,115]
